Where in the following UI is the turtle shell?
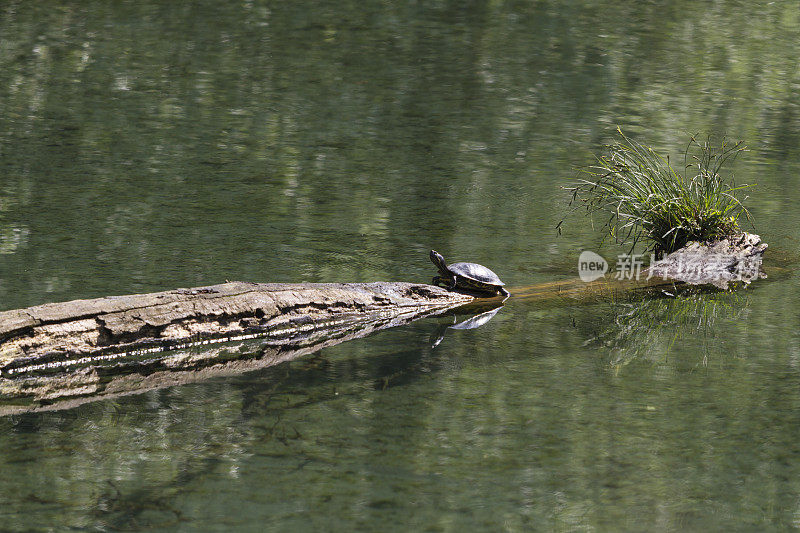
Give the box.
[447,262,505,288]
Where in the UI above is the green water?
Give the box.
[3,0,800,530]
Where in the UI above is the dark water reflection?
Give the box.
[2,0,800,530]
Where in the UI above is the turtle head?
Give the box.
[430,250,448,274]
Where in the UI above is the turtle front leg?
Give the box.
[432,275,458,291]
[499,287,510,297]
[448,275,458,290]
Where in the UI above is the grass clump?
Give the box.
[563,130,752,255]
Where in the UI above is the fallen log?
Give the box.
[0,281,475,377]
[0,232,774,414]
[0,289,474,416]
[0,233,771,373]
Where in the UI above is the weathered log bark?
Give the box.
[0,290,471,415]
[648,232,767,288]
[0,282,475,377]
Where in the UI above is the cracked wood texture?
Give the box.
[0,281,474,369]
[0,293,465,415]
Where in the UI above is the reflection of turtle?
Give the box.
[430,306,504,348]
[430,250,509,297]
[449,307,503,329]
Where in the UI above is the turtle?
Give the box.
[429,250,509,297]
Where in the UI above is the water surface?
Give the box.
[2,0,800,530]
